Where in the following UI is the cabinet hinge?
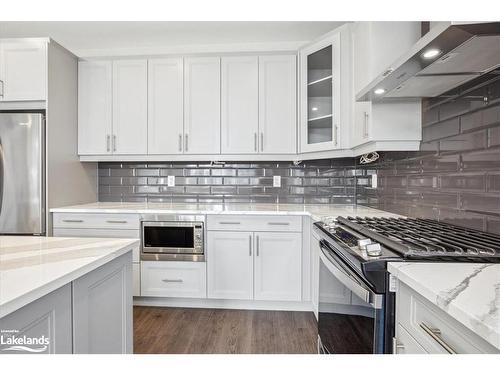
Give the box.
[389,274,398,293]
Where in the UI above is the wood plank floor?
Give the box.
[133,306,318,354]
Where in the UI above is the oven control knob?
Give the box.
[357,238,372,250]
[366,243,382,257]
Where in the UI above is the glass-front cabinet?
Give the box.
[300,32,342,153]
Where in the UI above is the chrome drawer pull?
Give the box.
[249,235,252,256]
[62,219,84,223]
[106,220,128,224]
[268,222,290,226]
[219,221,241,225]
[419,322,457,354]
[162,279,183,283]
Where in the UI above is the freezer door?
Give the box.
[0,112,45,235]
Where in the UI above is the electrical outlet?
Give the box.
[273,175,281,187]
[167,176,175,187]
[371,174,378,188]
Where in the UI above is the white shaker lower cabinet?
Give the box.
[207,231,254,300]
[0,284,73,354]
[207,222,303,302]
[184,57,221,154]
[254,232,301,301]
[72,252,133,354]
[394,282,499,354]
[141,261,207,298]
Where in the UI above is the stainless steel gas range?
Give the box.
[314,216,500,354]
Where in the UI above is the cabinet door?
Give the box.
[311,233,320,319]
[184,57,221,154]
[259,55,297,154]
[221,56,258,154]
[254,232,302,301]
[78,61,113,155]
[0,284,72,354]
[0,40,47,101]
[148,58,184,154]
[300,32,341,152]
[207,231,253,300]
[72,252,133,354]
[112,60,148,154]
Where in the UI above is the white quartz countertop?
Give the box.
[0,236,139,319]
[388,262,500,350]
[50,202,400,221]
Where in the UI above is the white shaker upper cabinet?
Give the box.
[259,55,297,154]
[148,58,184,154]
[78,61,113,155]
[221,56,259,154]
[184,57,221,155]
[112,60,148,155]
[0,40,47,101]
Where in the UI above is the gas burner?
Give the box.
[335,216,500,262]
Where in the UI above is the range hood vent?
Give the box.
[356,22,500,102]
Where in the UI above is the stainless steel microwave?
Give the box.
[141,214,205,262]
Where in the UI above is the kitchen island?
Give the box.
[0,236,139,354]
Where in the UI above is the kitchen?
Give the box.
[0,5,499,371]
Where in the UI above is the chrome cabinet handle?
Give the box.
[420,323,457,354]
[185,134,189,152]
[162,279,183,283]
[0,79,4,98]
[254,133,257,152]
[392,338,405,354]
[62,219,84,223]
[249,235,252,256]
[106,220,127,224]
[268,222,290,226]
[178,134,183,152]
[256,235,260,256]
[112,135,117,152]
[260,132,264,152]
[363,111,369,138]
[106,135,111,152]
[334,125,338,146]
[219,221,241,225]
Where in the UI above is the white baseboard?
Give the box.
[134,296,314,312]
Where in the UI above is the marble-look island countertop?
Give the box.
[50,202,400,221]
[0,236,139,319]
[388,262,500,350]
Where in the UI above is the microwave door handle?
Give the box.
[319,241,376,306]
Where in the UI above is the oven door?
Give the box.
[318,239,385,354]
[142,221,203,255]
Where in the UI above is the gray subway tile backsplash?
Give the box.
[358,71,500,234]
[98,158,361,205]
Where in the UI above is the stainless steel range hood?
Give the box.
[356,22,500,102]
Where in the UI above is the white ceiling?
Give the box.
[0,21,345,57]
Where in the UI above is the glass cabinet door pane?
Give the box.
[307,45,333,145]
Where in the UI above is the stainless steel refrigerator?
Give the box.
[0,111,45,235]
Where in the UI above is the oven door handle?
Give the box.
[319,241,379,308]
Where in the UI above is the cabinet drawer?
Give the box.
[141,261,207,298]
[394,324,427,354]
[207,215,302,232]
[133,263,141,297]
[53,213,139,230]
[397,283,498,353]
[53,228,140,262]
